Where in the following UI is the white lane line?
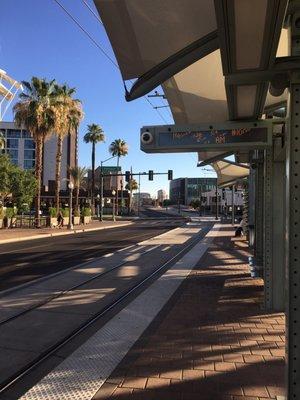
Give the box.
[20,226,217,400]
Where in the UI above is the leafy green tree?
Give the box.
[13,77,57,227]
[0,154,37,210]
[109,139,128,215]
[84,124,105,210]
[0,154,12,201]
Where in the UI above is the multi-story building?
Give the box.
[87,166,123,192]
[0,121,76,191]
[169,177,217,206]
[157,189,167,204]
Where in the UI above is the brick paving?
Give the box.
[93,225,285,400]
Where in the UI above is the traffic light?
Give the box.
[168,170,173,180]
[222,188,225,200]
[148,170,154,181]
[125,170,131,182]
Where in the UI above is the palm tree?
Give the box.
[0,132,5,150]
[84,124,105,211]
[109,139,128,215]
[13,77,56,227]
[69,166,87,210]
[125,178,138,214]
[53,84,83,212]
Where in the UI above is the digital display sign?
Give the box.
[158,127,268,147]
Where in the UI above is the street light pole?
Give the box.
[112,189,116,221]
[68,181,74,230]
[97,194,100,219]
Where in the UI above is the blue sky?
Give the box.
[1,0,216,196]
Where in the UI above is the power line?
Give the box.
[81,0,103,25]
[53,0,170,124]
[53,0,118,67]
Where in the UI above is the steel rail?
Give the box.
[0,224,212,394]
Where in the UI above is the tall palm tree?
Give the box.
[0,132,5,150]
[84,124,105,211]
[69,166,87,210]
[13,77,56,227]
[125,178,138,214]
[53,84,83,212]
[109,139,128,215]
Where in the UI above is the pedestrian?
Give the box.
[57,211,64,229]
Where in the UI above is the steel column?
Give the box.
[286,6,300,397]
[272,157,285,311]
[263,148,273,310]
[254,153,264,268]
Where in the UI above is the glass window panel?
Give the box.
[24,159,35,169]
[6,129,21,138]
[24,149,35,159]
[24,139,35,149]
[7,149,18,158]
[22,130,31,138]
[6,138,19,148]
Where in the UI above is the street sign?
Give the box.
[140,121,275,153]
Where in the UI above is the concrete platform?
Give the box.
[92,225,285,400]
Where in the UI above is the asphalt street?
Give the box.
[0,220,183,292]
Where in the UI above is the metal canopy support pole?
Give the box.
[263,148,273,310]
[231,185,235,225]
[287,6,300,397]
[254,152,264,269]
[248,165,256,248]
[272,155,285,311]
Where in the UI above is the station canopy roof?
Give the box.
[94,0,289,181]
[211,160,250,188]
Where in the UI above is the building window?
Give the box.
[22,130,31,138]
[24,159,35,169]
[24,149,35,159]
[24,139,35,149]
[6,129,21,138]
[6,138,19,148]
[7,149,18,159]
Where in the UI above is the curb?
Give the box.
[0,222,133,245]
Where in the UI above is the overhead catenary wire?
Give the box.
[52,0,169,124]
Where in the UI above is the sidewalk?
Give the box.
[94,225,285,400]
[0,220,133,244]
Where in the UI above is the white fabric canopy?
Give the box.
[211,160,249,187]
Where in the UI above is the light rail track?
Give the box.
[0,223,212,395]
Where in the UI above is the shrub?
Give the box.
[0,207,4,219]
[61,208,69,217]
[82,207,91,217]
[5,207,15,219]
[49,207,57,218]
[74,208,80,217]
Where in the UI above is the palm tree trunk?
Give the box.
[35,136,43,228]
[75,126,78,169]
[55,135,63,213]
[91,141,95,214]
[75,185,79,209]
[116,156,119,216]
